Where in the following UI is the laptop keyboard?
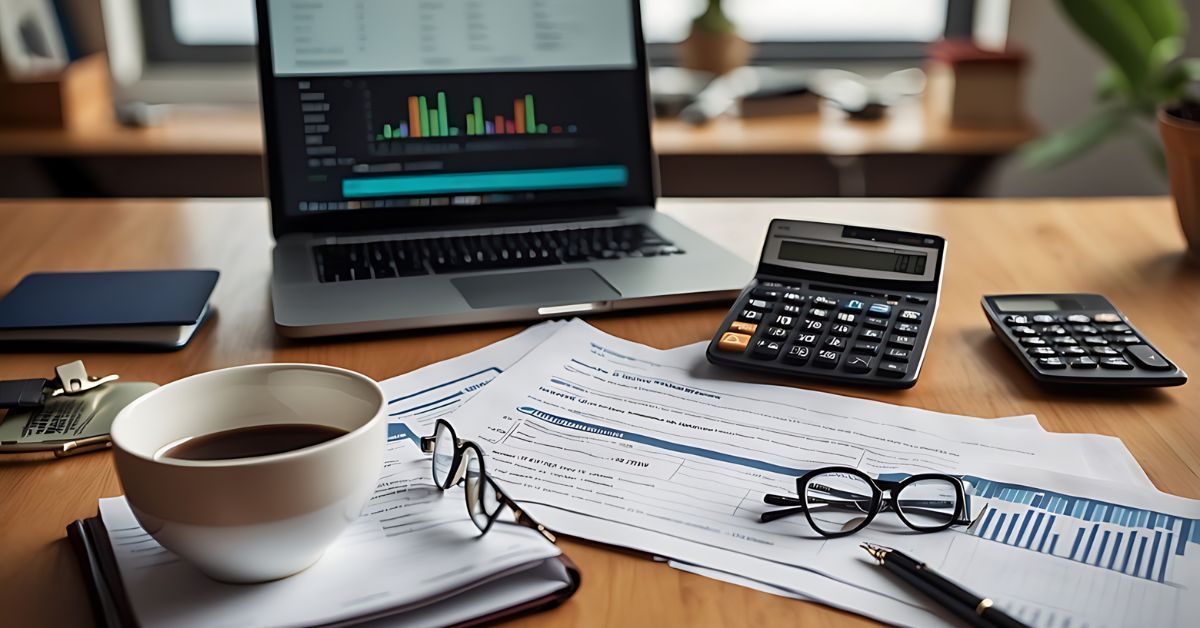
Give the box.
[312,225,684,283]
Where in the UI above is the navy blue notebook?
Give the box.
[0,270,219,349]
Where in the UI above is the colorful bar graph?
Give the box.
[373,91,578,142]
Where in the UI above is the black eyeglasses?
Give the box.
[760,466,972,538]
[420,419,555,543]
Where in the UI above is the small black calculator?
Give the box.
[982,294,1187,387]
[706,220,946,389]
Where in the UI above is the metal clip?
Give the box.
[49,360,119,397]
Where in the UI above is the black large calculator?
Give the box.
[706,220,946,389]
[982,294,1187,387]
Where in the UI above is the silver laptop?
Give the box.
[255,0,751,338]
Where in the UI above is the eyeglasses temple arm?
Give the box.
[419,436,435,454]
[497,490,557,544]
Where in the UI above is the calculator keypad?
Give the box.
[997,310,1175,376]
[712,280,933,386]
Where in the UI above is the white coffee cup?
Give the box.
[111,363,385,583]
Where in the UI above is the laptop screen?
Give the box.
[258,0,654,219]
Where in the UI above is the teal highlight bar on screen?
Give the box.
[342,165,629,198]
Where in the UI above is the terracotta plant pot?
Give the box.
[677,30,753,77]
[1158,108,1200,263]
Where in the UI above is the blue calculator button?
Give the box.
[868,303,892,316]
[844,299,866,312]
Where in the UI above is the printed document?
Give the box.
[431,320,1197,627]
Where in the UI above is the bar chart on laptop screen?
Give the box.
[264,0,649,214]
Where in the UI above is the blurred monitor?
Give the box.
[100,0,259,122]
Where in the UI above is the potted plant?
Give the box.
[677,0,753,76]
[1024,0,1200,262]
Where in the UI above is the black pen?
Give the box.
[860,543,1028,628]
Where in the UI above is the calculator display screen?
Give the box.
[777,241,927,275]
[993,297,1080,312]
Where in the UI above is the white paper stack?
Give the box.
[378,320,1198,628]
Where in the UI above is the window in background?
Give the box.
[642,0,949,44]
[170,0,256,46]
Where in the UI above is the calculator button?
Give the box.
[801,320,825,332]
[1082,336,1108,346]
[814,350,842,368]
[751,288,780,301]
[1026,347,1057,356]
[1010,326,1037,337]
[824,337,848,350]
[905,295,929,305]
[877,361,909,377]
[836,312,858,324]
[895,322,921,335]
[1032,314,1056,324]
[1099,357,1134,370]
[863,317,889,330]
[1093,312,1122,324]
[717,332,752,352]
[1019,337,1047,347]
[752,340,783,359]
[781,304,801,316]
[1051,336,1078,346]
[852,342,880,355]
[1091,346,1119,356]
[899,310,922,322]
[1071,324,1099,334]
[1060,346,1087,356]
[1107,335,1140,345]
[844,355,875,374]
[746,299,772,312]
[1126,345,1172,370]
[889,335,916,348]
[843,299,866,312]
[808,308,831,320]
[858,329,884,342]
[773,315,796,329]
[1068,356,1098,369]
[739,310,763,322]
[765,327,789,339]
[1004,315,1031,326]
[794,333,820,346]
[1037,357,1067,369]
[830,324,853,337]
[729,321,758,335]
[1066,314,1091,324]
[883,348,910,362]
[812,296,839,308]
[1102,323,1132,333]
[783,292,804,303]
[868,303,892,316]
[783,344,812,365]
[1040,325,1067,335]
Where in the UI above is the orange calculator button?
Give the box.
[718,332,752,352]
[729,321,758,334]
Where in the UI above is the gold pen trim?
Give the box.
[975,598,993,615]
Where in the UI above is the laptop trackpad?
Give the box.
[452,269,620,309]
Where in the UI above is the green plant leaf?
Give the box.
[1058,0,1157,90]
[1126,0,1186,42]
[1022,107,1130,169]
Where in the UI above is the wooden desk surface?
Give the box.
[0,197,1196,627]
[0,99,1034,158]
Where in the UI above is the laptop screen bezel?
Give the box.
[254,0,659,239]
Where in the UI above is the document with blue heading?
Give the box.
[433,320,1198,627]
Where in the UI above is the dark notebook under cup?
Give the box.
[0,270,218,349]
